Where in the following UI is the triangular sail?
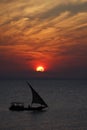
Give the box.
[27,82,48,107]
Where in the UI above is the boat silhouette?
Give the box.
[9,81,48,111]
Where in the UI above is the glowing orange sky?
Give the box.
[0,0,87,79]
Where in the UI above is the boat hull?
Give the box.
[9,102,25,111]
[26,106,46,111]
[9,106,25,111]
[9,106,47,111]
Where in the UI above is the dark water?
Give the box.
[0,79,87,130]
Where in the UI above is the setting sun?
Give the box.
[36,66,44,72]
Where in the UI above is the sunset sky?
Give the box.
[0,0,87,79]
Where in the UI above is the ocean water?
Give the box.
[0,79,87,130]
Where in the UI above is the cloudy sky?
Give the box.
[0,0,87,79]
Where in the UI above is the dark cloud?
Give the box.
[58,44,87,56]
[40,2,87,19]
[0,0,14,3]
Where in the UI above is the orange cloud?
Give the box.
[0,0,87,78]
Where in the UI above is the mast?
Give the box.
[26,81,48,107]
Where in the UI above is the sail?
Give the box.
[27,82,48,107]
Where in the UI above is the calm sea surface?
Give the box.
[0,79,87,130]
